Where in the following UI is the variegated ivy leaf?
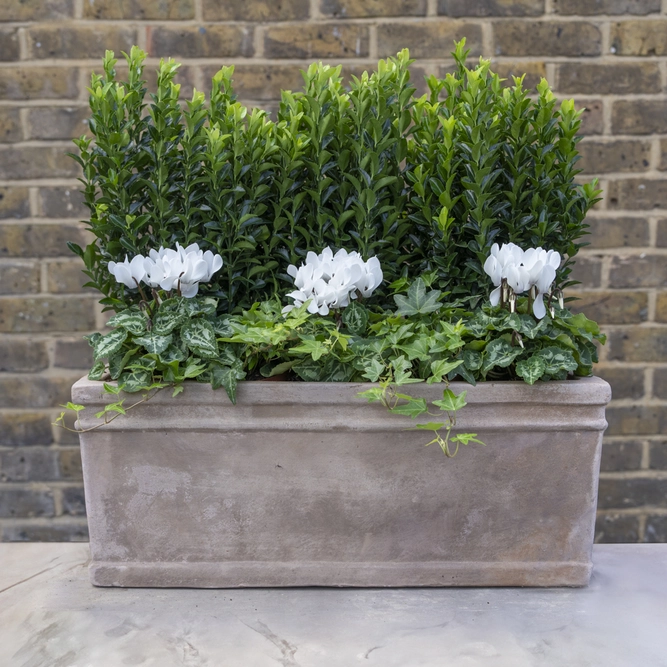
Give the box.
[152,310,185,336]
[108,347,139,380]
[158,345,187,364]
[106,310,148,335]
[118,368,153,393]
[516,356,546,385]
[480,338,523,376]
[210,360,246,404]
[182,297,218,317]
[535,346,578,377]
[181,320,218,358]
[88,361,106,381]
[93,328,128,362]
[133,332,173,356]
[432,388,467,413]
[463,349,483,371]
[341,301,369,336]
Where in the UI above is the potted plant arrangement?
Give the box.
[64,41,610,588]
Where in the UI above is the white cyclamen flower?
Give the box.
[283,247,383,315]
[108,255,148,289]
[483,242,561,319]
[109,243,223,298]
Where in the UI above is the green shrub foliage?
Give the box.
[70,41,599,314]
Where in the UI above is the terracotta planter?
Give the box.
[72,376,611,588]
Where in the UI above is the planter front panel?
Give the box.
[73,377,611,588]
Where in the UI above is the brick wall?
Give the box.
[0,0,666,543]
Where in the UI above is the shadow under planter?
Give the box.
[72,377,611,588]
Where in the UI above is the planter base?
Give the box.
[90,560,592,588]
[73,377,611,589]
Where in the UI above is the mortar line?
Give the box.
[426,0,438,17]
[368,24,378,61]
[194,0,203,22]
[74,0,84,19]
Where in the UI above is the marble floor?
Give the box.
[0,543,665,666]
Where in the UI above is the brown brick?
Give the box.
[645,515,667,543]
[25,107,90,141]
[0,224,88,258]
[205,0,309,20]
[608,179,667,210]
[492,61,546,90]
[0,296,97,333]
[379,21,482,60]
[84,0,194,19]
[0,28,19,62]
[62,485,86,515]
[608,327,667,362]
[28,25,137,60]
[612,100,667,135]
[568,290,647,324]
[58,448,83,480]
[0,339,49,373]
[595,513,640,543]
[0,375,79,408]
[439,0,543,15]
[598,477,667,509]
[0,260,41,295]
[494,21,601,57]
[656,220,667,248]
[569,255,602,288]
[609,255,667,288]
[0,488,55,518]
[0,146,78,180]
[586,217,649,249]
[597,367,645,400]
[0,413,53,446]
[0,0,74,21]
[657,291,667,323]
[556,62,660,95]
[219,64,306,101]
[149,25,254,59]
[655,367,667,397]
[322,0,426,17]
[554,0,659,14]
[54,338,93,370]
[0,448,60,482]
[606,405,667,435]
[0,188,29,219]
[1,519,88,542]
[46,259,91,294]
[0,107,21,144]
[576,99,603,136]
[266,23,369,59]
[600,441,643,472]
[38,188,88,219]
[578,139,650,175]
[611,20,667,56]
[0,67,79,101]
[649,441,667,470]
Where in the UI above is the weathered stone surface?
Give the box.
[62,486,86,516]
[54,338,93,369]
[0,107,21,143]
[38,188,88,218]
[553,0,659,13]
[578,140,650,174]
[1,520,88,542]
[25,107,90,140]
[84,0,194,19]
[27,26,137,60]
[377,21,482,59]
[0,489,54,518]
[0,297,97,333]
[611,20,667,56]
[609,255,667,288]
[586,217,649,249]
[612,99,667,135]
[149,25,254,59]
[0,147,78,180]
[595,366,644,400]
[0,375,79,408]
[594,514,640,543]
[0,338,49,373]
[568,290,647,324]
[0,188,29,219]
[0,449,60,482]
[74,377,610,587]
[608,327,667,362]
[0,260,41,295]
[608,179,667,210]
[493,21,601,57]
[58,448,83,480]
[440,0,544,15]
[46,259,92,294]
[0,413,53,446]
[600,441,643,472]
[322,0,426,17]
[0,67,79,100]
[205,0,310,20]
[656,292,667,323]
[265,23,369,59]
[0,224,88,258]
[605,405,667,435]
[0,0,73,21]
[0,28,20,62]
[568,256,602,288]
[598,477,667,509]
[645,516,667,542]
[556,63,660,94]
[654,367,667,398]
[648,441,667,470]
